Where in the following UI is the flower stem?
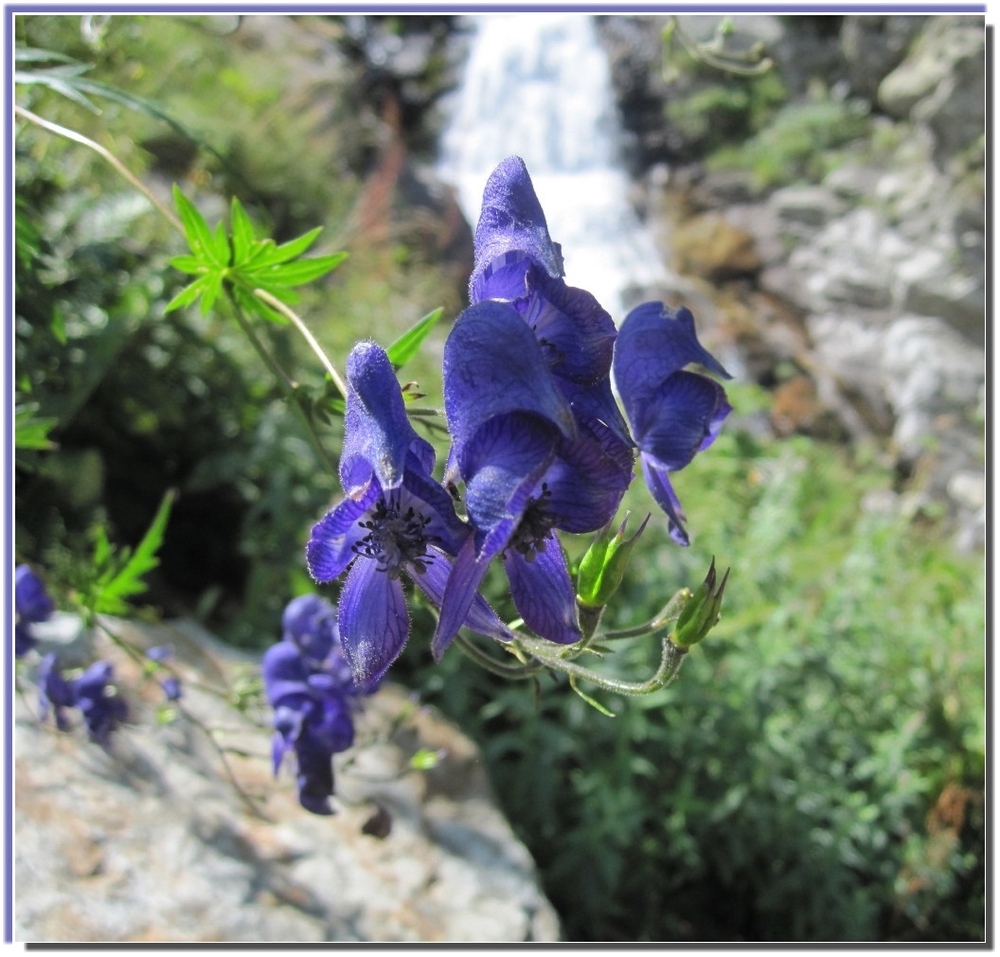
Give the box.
[229,298,339,477]
[598,588,692,640]
[15,105,184,235]
[251,288,349,400]
[454,634,545,680]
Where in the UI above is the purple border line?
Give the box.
[5,3,12,941]
[2,3,992,13]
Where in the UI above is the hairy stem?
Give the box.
[454,634,545,680]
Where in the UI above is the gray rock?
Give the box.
[770,185,848,228]
[878,16,986,119]
[14,618,560,943]
[840,15,927,102]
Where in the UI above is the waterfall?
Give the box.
[437,12,675,320]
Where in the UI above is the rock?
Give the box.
[840,15,926,102]
[879,314,985,463]
[770,185,848,228]
[878,16,985,120]
[671,212,762,282]
[14,618,560,943]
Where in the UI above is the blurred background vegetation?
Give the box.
[14,14,984,943]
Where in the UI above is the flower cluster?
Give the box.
[306,156,732,688]
[15,564,54,658]
[38,654,128,746]
[262,593,373,814]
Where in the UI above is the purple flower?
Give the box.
[306,341,510,688]
[160,676,183,702]
[15,565,54,657]
[435,300,632,655]
[263,595,363,815]
[38,654,127,745]
[612,302,733,546]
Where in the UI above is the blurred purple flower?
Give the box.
[38,653,127,745]
[15,565,54,658]
[263,594,364,815]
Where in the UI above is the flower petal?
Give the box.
[444,300,576,457]
[640,454,691,546]
[521,266,617,384]
[340,340,435,495]
[503,541,581,644]
[632,371,733,472]
[613,302,731,424]
[305,481,380,583]
[337,558,409,690]
[470,156,564,296]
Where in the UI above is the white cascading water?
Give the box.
[436,12,676,320]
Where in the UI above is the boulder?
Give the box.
[14,618,560,943]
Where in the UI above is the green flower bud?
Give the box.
[576,512,650,609]
[671,558,730,648]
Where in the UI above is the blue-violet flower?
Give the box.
[306,341,510,687]
[15,564,54,657]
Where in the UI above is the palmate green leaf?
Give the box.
[168,254,209,276]
[92,489,175,616]
[387,308,444,369]
[257,227,324,266]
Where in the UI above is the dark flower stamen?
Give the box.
[507,483,557,561]
[353,499,435,577]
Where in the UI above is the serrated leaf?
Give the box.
[199,274,224,315]
[230,197,256,265]
[168,254,209,276]
[254,227,323,266]
[244,253,346,287]
[93,489,175,615]
[387,307,444,369]
[164,274,214,313]
[212,220,231,266]
[172,186,221,265]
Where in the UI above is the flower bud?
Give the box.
[576,512,650,609]
[671,558,730,648]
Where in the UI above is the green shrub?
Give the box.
[402,391,985,941]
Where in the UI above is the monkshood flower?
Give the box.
[307,341,510,687]
[612,302,733,546]
[15,564,54,658]
[262,594,363,815]
[435,300,632,655]
[470,157,622,406]
[38,654,128,745]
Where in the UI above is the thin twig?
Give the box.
[252,287,349,400]
[15,104,184,234]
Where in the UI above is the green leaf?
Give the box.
[230,197,257,265]
[15,407,58,450]
[164,274,215,314]
[199,274,224,315]
[172,186,221,265]
[92,489,175,615]
[212,220,231,266]
[387,308,444,369]
[569,675,617,717]
[167,254,210,276]
[256,227,323,266]
[244,253,346,287]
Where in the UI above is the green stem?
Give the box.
[454,634,545,680]
[229,298,338,477]
[528,633,688,697]
[251,288,349,400]
[15,105,184,235]
[599,588,692,640]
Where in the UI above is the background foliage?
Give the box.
[14,14,985,943]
